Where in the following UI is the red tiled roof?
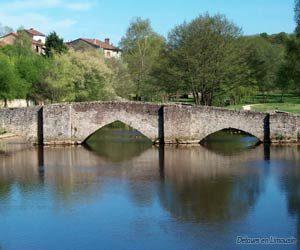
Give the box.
[0,31,45,46]
[0,32,18,39]
[79,38,120,51]
[25,28,45,37]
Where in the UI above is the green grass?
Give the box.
[254,93,300,104]
[227,103,300,113]
[170,98,195,103]
[170,92,300,114]
[226,104,245,110]
[0,128,6,135]
[251,103,300,113]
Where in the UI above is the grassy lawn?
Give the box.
[227,93,300,114]
[251,103,300,113]
[254,93,300,104]
[226,104,245,110]
[227,103,300,113]
[171,92,300,114]
[0,128,6,135]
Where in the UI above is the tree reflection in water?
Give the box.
[276,146,300,241]
[200,129,261,155]
[158,145,264,223]
[85,121,152,162]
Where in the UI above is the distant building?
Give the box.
[0,28,45,54]
[66,37,121,58]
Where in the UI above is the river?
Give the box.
[0,124,299,250]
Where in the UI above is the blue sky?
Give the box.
[0,0,295,45]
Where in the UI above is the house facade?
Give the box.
[66,37,121,58]
[24,28,46,54]
[0,28,45,54]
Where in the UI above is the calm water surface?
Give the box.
[0,127,299,250]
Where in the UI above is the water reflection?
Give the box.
[85,121,152,162]
[0,136,266,221]
[158,146,264,223]
[0,133,299,250]
[276,146,300,240]
[201,129,260,155]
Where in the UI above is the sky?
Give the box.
[0,0,295,45]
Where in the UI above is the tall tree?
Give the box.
[120,17,165,100]
[0,52,22,106]
[69,50,116,102]
[105,58,135,99]
[45,31,67,57]
[242,36,284,101]
[279,0,300,97]
[161,13,247,105]
[295,0,300,36]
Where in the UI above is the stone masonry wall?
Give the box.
[164,104,269,143]
[270,112,300,143]
[0,106,41,143]
[43,104,72,144]
[0,102,299,144]
[70,101,162,143]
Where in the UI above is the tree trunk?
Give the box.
[193,91,200,105]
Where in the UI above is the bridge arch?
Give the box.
[199,127,263,144]
[81,120,153,143]
[70,102,162,144]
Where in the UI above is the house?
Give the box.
[66,37,121,58]
[24,28,46,54]
[0,28,45,54]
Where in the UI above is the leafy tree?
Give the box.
[41,53,74,102]
[45,31,67,57]
[242,36,284,101]
[14,30,32,52]
[260,32,290,46]
[120,17,165,100]
[0,52,22,106]
[295,0,300,36]
[38,50,118,103]
[278,0,300,98]
[282,37,300,96]
[160,13,247,105]
[105,58,135,99]
[1,32,48,104]
[68,50,116,101]
[0,23,13,36]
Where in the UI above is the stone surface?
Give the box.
[0,106,40,143]
[0,101,299,144]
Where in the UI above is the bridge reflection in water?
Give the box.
[0,127,299,249]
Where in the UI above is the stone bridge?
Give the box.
[0,101,299,144]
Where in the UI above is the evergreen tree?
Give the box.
[45,31,67,57]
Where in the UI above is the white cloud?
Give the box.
[65,3,92,11]
[0,0,92,12]
[0,11,77,34]
[1,0,57,11]
[0,0,89,36]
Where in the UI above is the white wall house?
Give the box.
[25,28,46,43]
